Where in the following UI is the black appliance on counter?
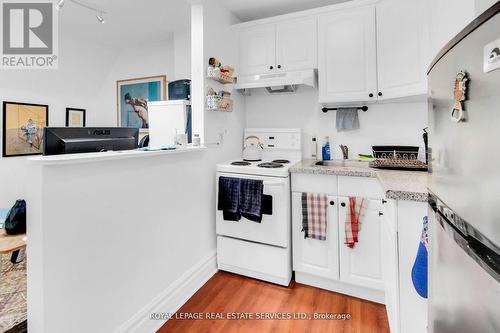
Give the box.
[168,79,191,100]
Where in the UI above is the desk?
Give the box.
[0,229,26,254]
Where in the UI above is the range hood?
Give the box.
[235,69,317,95]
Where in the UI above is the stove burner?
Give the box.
[257,162,284,168]
[231,161,251,166]
[272,159,290,164]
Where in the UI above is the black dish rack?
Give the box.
[369,146,428,172]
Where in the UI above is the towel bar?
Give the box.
[322,106,368,113]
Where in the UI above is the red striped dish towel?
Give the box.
[345,197,367,248]
[301,193,328,240]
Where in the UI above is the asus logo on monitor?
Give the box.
[91,129,111,136]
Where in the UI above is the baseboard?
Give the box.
[295,272,385,304]
[113,250,217,333]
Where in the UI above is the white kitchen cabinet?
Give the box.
[376,0,429,100]
[318,6,377,104]
[238,17,317,76]
[276,17,317,72]
[381,199,399,333]
[292,193,339,279]
[338,197,384,291]
[239,24,276,76]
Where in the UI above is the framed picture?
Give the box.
[116,75,167,131]
[66,108,86,127]
[2,101,48,157]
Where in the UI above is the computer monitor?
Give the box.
[43,127,139,156]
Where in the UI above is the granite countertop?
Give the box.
[290,160,428,202]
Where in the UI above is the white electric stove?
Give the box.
[215,128,301,286]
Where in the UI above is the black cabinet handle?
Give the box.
[382,199,387,204]
[378,92,383,97]
[379,212,384,216]
[341,202,346,207]
[269,66,274,70]
[277,65,282,69]
[329,201,335,206]
[369,93,374,98]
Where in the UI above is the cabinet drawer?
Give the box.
[338,176,383,199]
[291,173,338,195]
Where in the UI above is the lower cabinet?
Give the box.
[291,173,427,333]
[292,193,339,280]
[338,197,384,291]
[292,192,384,294]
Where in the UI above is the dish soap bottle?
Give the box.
[322,136,331,161]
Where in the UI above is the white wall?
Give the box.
[26,1,245,332]
[428,0,475,57]
[95,36,176,127]
[0,37,118,207]
[475,0,497,16]
[245,87,428,159]
[0,33,179,208]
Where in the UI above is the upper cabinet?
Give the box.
[376,0,429,100]
[238,17,317,76]
[318,6,377,104]
[239,25,276,76]
[236,0,433,103]
[276,17,317,72]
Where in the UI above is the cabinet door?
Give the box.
[318,6,377,104]
[276,17,317,72]
[338,197,383,290]
[376,0,429,100]
[292,193,339,279]
[239,24,276,76]
[381,201,399,333]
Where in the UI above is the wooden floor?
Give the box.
[158,272,389,333]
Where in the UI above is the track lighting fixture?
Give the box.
[56,0,66,10]
[57,0,107,24]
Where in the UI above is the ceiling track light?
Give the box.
[56,0,65,10]
[95,12,105,24]
[57,0,107,24]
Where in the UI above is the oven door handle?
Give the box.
[263,181,285,186]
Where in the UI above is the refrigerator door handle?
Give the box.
[434,209,500,283]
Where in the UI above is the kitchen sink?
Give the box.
[314,160,371,168]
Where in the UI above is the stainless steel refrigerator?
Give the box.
[427,3,500,333]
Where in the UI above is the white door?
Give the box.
[381,200,400,333]
[276,17,317,72]
[376,0,429,100]
[292,193,339,279]
[239,24,276,76]
[318,6,377,104]
[338,197,384,290]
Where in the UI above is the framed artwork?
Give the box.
[66,108,86,127]
[116,75,167,132]
[2,101,48,157]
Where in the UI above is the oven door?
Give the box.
[216,172,290,248]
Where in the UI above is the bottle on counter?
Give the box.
[311,136,318,159]
[193,134,201,147]
[322,136,331,161]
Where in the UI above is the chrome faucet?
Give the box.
[340,145,349,160]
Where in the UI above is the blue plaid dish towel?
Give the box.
[239,178,264,223]
[218,177,241,221]
[217,176,264,223]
